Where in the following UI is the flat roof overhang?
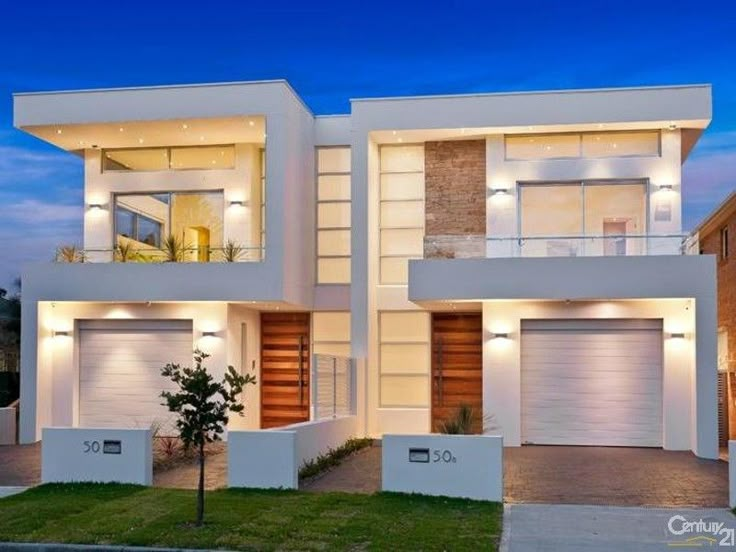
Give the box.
[408,255,716,304]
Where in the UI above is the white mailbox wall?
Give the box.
[382,433,503,502]
[41,427,152,485]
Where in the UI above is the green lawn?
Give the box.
[0,484,502,551]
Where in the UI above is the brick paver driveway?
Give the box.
[504,446,728,507]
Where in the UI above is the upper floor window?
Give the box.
[379,145,425,284]
[114,191,224,262]
[721,227,729,260]
[103,145,236,172]
[518,180,647,256]
[505,131,660,161]
[316,147,351,284]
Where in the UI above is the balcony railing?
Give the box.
[424,234,690,259]
[55,246,264,264]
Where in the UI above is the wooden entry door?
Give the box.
[431,313,483,433]
[260,312,311,428]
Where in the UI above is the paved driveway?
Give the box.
[505,446,728,507]
[0,443,40,487]
[501,504,736,552]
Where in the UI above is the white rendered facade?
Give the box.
[14,82,717,459]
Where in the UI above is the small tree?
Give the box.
[161,349,256,526]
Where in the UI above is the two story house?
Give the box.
[13,81,718,459]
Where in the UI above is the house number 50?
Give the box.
[83,440,101,453]
[432,449,457,463]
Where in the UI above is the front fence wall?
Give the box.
[382,434,503,501]
[41,427,152,485]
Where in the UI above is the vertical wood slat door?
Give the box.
[431,313,483,433]
[260,312,311,429]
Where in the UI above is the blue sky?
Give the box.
[0,0,734,288]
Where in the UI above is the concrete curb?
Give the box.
[0,544,236,552]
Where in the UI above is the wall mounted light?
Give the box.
[491,188,509,196]
[229,200,245,207]
[490,332,509,339]
[53,330,70,337]
[88,203,106,211]
[658,184,674,192]
[668,332,686,339]
[201,331,217,338]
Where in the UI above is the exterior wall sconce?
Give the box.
[88,203,106,210]
[658,184,674,192]
[668,332,686,339]
[53,330,70,337]
[490,332,509,339]
[491,188,509,196]
[229,200,245,207]
[201,331,217,338]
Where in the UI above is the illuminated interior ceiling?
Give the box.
[20,115,267,153]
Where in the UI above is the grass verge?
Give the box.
[0,484,502,551]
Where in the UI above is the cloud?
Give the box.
[0,198,81,223]
[0,144,81,187]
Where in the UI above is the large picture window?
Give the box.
[519,180,647,256]
[113,191,224,261]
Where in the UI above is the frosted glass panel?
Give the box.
[381,376,429,407]
[582,131,660,158]
[318,147,351,173]
[380,228,424,255]
[380,312,430,342]
[520,185,583,237]
[318,175,351,201]
[318,229,351,256]
[506,134,581,160]
[381,200,424,228]
[313,312,351,342]
[380,257,409,284]
[318,203,351,228]
[313,343,351,356]
[381,344,429,374]
[380,173,424,200]
[317,258,351,284]
[380,145,424,172]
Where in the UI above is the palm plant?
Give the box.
[54,245,85,263]
[115,241,138,263]
[222,240,244,262]
[439,404,498,435]
[162,235,189,262]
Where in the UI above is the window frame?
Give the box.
[516,179,650,240]
[504,130,661,161]
[378,144,425,285]
[112,189,225,251]
[102,144,237,173]
[316,146,351,285]
[721,226,729,260]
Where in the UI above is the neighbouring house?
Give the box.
[688,191,736,448]
[12,81,719,459]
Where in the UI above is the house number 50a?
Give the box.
[83,440,101,453]
[432,449,457,463]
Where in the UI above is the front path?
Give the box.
[501,504,736,551]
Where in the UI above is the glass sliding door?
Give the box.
[518,180,647,257]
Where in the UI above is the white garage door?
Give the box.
[79,320,193,434]
[521,319,663,447]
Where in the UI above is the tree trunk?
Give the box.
[196,441,205,526]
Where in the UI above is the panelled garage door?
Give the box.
[521,319,663,447]
[79,320,193,433]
